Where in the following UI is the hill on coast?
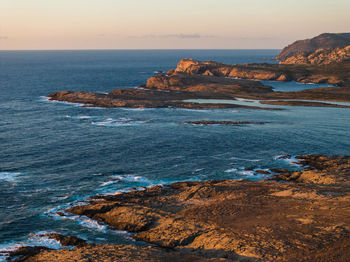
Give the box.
[276,33,350,60]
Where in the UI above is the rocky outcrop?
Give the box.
[41,155,349,262]
[145,72,272,93]
[173,58,290,81]
[44,233,87,247]
[48,74,281,110]
[171,58,349,85]
[17,243,251,262]
[280,45,350,65]
[48,58,350,109]
[11,155,350,261]
[259,100,350,108]
[276,33,350,61]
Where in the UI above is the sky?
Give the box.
[1,0,350,50]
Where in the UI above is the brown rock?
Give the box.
[53,155,350,262]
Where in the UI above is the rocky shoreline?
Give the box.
[10,35,349,261]
[9,155,350,262]
[47,57,350,110]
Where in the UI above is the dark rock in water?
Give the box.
[276,33,350,61]
[270,168,290,173]
[43,233,87,247]
[7,246,50,262]
[255,170,270,175]
[277,154,292,159]
[182,121,268,125]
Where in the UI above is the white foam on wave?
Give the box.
[230,157,261,162]
[76,216,108,232]
[120,107,148,111]
[223,166,272,181]
[52,210,131,238]
[237,170,256,176]
[273,155,301,167]
[224,168,238,173]
[99,174,152,189]
[65,115,93,120]
[0,232,63,262]
[0,172,23,183]
[39,96,84,107]
[177,108,210,112]
[92,117,149,127]
[113,174,151,183]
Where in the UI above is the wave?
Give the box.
[112,174,151,183]
[230,157,262,162]
[224,168,238,173]
[0,172,23,183]
[92,117,149,127]
[176,108,211,112]
[0,232,64,262]
[39,96,85,107]
[48,208,131,238]
[273,155,301,167]
[65,115,93,120]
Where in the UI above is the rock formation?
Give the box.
[280,45,350,65]
[14,155,350,262]
[48,56,350,110]
[276,33,350,61]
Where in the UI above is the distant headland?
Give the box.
[48,33,350,110]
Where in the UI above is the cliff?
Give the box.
[276,33,350,60]
[169,58,348,85]
[280,45,350,65]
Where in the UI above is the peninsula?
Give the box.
[48,35,350,109]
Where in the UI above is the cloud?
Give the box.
[0,36,8,40]
[129,34,215,39]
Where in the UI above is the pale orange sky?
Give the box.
[1,0,350,50]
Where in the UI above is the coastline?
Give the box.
[7,155,350,262]
[2,44,350,262]
[47,59,350,110]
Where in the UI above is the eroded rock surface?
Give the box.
[275,33,350,61]
[280,45,350,65]
[30,155,348,262]
[48,54,350,109]
[12,155,350,261]
[171,58,349,85]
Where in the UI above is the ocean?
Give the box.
[0,50,349,258]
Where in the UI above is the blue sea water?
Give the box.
[0,50,349,256]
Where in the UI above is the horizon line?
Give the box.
[0,48,281,52]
